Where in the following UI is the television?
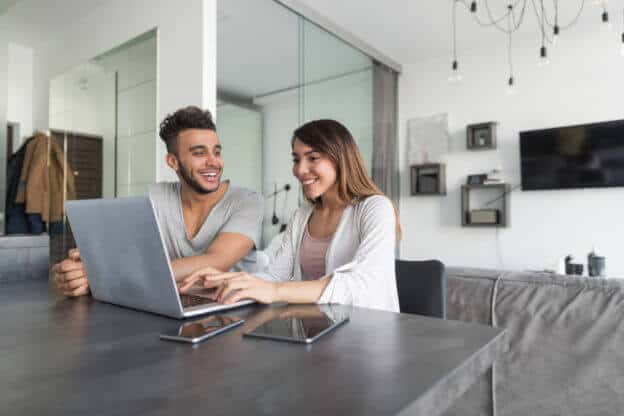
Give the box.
[520,119,624,191]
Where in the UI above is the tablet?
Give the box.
[243,307,349,344]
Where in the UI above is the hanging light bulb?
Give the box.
[448,1,462,83]
[538,46,550,67]
[553,25,560,45]
[552,0,560,46]
[470,1,477,13]
[448,60,463,82]
[506,75,516,95]
[602,9,613,30]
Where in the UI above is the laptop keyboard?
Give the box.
[180,294,217,308]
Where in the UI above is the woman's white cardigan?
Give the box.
[257,195,400,312]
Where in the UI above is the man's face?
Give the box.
[168,129,224,194]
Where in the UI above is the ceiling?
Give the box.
[217,0,299,100]
[2,0,107,48]
[292,0,624,64]
[218,0,624,99]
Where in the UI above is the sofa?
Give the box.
[443,267,624,416]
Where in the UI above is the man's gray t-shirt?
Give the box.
[148,182,263,271]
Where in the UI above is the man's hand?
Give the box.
[177,265,222,293]
[52,249,90,297]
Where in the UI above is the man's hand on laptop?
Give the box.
[52,249,90,297]
[177,265,223,294]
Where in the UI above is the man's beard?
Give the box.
[177,158,219,195]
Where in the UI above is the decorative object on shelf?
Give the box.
[407,113,450,165]
[410,163,446,195]
[467,174,487,185]
[469,209,499,224]
[587,246,606,277]
[564,255,584,276]
[484,166,503,183]
[461,183,510,227]
[467,122,497,150]
[449,0,620,89]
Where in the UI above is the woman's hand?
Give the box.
[194,270,279,304]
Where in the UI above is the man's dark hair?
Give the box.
[159,106,216,153]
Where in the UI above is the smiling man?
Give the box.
[52,106,263,297]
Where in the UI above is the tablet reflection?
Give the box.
[179,315,241,337]
[246,304,349,341]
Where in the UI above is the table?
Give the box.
[0,280,506,415]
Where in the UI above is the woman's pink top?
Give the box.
[299,224,331,280]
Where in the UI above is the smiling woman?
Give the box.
[181,119,401,312]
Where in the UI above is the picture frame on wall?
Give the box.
[467,122,497,150]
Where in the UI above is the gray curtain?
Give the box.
[372,62,399,212]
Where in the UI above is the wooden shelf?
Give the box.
[410,163,446,196]
[461,183,510,227]
[467,122,497,150]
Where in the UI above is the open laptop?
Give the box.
[65,196,254,319]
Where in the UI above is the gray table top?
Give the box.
[0,280,506,416]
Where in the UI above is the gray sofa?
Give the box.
[443,267,624,416]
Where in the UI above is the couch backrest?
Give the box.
[444,267,624,416]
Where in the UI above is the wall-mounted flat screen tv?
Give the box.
[520,119,624,190]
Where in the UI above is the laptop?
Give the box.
[65,196,254,319]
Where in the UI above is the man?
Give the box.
[52,106,263,297]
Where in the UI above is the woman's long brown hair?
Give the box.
[292,119,402,240]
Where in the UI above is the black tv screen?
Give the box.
[520,119,624,190]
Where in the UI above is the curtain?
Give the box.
[372,62,400,212]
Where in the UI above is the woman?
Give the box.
[179,119,401,312]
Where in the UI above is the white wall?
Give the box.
[7,43,33,145]
[398,29,624,277]
[33,0,216,183]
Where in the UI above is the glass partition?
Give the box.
[217,0,377,248]
[46,31,156,263]
[299,20,374,171]
[217,0,300,246]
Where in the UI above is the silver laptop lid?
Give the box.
[66,197,184,318]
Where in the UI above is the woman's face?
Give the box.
[291,138,338,201]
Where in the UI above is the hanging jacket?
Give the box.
[5,136,33,218]
[14,132,76,223]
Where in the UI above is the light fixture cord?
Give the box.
[481,0,528,32]
[541,0,546,47]
[452,0,458,62]
[539,0,585,29]
[508,4,514,79]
